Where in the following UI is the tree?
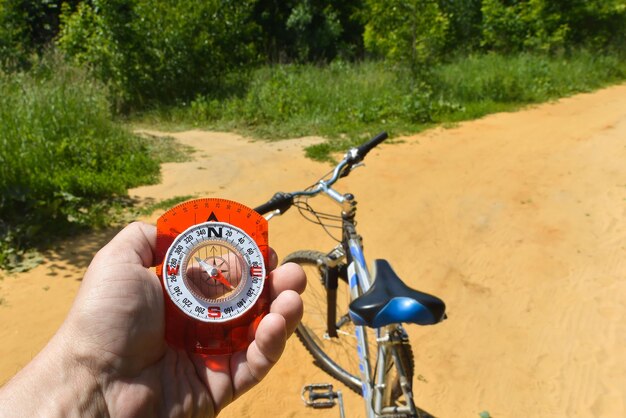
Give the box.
[480,0,626,54]
[438,0,483,53]
[363,0,449,74]
[252,0,365,63]
[57,0,260,110]
[0,0,80,70]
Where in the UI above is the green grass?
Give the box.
[136,132,195,164]
[103,194,196,230]
[135,50,626,161]
[136,195,196,216]
[135,60,416,137]
[432,51,626,120]
[0,56,164,270]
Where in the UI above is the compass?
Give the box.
[162,221,265,322]
[155,198,270,355]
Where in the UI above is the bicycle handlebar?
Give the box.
[254,131,388,215]
[253,192,294,215]
[355,131,388,162]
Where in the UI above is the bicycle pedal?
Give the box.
[301,384,337,408]
[301,384,345,416]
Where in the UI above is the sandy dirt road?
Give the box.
[1,84,626,417]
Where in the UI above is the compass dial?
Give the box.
[162,221,266,323]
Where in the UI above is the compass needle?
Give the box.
[193,256,234,289]
[215,270,236,291]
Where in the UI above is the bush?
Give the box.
[0,0,79,70]
[433,51,626,105]
[180,61,426,138]
[253,0,365,63]
[363,0,449,74]
[480,0,626,53]
[57,0,259,111]
[146,51,626,161]
[148,60,463,146]
[0,56,160,268]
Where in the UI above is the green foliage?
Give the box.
[363,0,449,74]
[432,51,626,118]
[285,0,342,62]
[147,61,457,140]
[438,0,483,53]
[481,0,626,53]
[0,56,160,269]
[253,0,365,63]
[481,0,569,53]
[137,195,196,216]
[0,0,79,70]
[144,51,626,161]
[57,0,259,110]
[2,0,625,111]
[568,0,626,51]
[136,133,194,164]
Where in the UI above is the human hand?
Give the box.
[0,222,305,418]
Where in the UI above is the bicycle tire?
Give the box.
[283,250,415,405]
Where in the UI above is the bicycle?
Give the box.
[253,132,447,418]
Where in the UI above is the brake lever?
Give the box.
[352,162,365,171]
[263,209,282,222]
[338,161,364,178]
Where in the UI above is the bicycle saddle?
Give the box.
[349,259,446,328]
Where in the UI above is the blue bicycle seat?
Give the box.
[349,259,446,328]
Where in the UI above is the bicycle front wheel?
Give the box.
[283,250,415,400]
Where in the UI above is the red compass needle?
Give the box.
[213,269,235,290]
[195,256,235,290]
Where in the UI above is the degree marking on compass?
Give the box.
[163,219,265,323]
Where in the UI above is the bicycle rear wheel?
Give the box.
[284,250,415,401]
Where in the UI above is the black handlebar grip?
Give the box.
[356,131,388,160]
[253,192,294,215]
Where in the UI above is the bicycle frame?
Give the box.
[265,192,419,417]
[328,195,418,418]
